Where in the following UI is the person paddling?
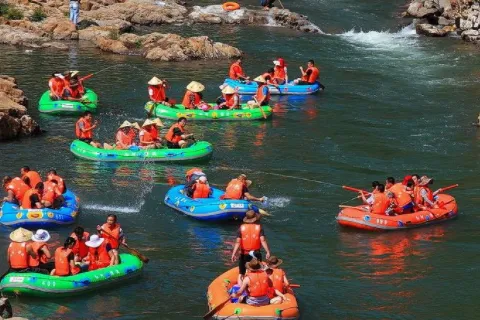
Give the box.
[97,214,125,265]
[231,210,271,286]
[75,111,102,148]
[63,78,84,102]
[182,81,205,109]
[229,58,250,82]
[7,228,36,273]
[165,117,194,149]
[252,76,271,107]
[148,76,171,107]
[360,183,389,215]
[223,174,266,202]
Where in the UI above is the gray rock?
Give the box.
[416,23,448,36]
[436,0,452,11]
[424,0,435,9]
[416,7,438,18]
[438,16,454,25]
[461,29,480,41]
[459,18,473,30]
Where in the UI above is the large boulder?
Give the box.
[461,29,480,41]
[416,23,449,36]
[95,36,130,54]
[41,18,78,40]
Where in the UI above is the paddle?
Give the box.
[340,195,361,205]
[433,184,458,196]
[277,0,285,9]
[342,185,370,195]
[259,208,272,216]
[289,284,300,288]
[203,297,230,320]
[253,97,268,120]
[100,228,149,263]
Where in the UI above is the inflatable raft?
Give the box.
[207,267,300,320]
[70,140,213,162]
[0,189,79,228]
[336,194,458,231]
[38,89,98,114]
[144,102,272,121]
[164,185,256,221]
[223,78,322,95]
[0,253,143,297]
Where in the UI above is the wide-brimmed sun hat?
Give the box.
[199,176,207,183]
[85,234,105,248]
[10,228,33,243]
[142,119,155,127]
[119,120,132,129]
[148,76,163,86]
[222,85,236,95]
[243,210,261,223]
[419,175,433,186]
[246,259,263,271]
[266,256,283,268]
[186,81,205,93]
[32,229,51,242]
[253,76,266,83]
[238,174,252,187]
[153,118,164,127]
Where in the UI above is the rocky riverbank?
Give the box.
[405,0,480,44]
[0,0,321,61]
[0,75,41,141]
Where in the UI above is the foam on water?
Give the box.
[267,197,291,208]
[83,204,141,213]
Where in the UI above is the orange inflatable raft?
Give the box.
[206,267,300,319]
[336,194,458,231]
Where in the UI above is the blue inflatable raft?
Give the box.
[223,78,323,95]
[0,190,79,228]
[164,185,256,221]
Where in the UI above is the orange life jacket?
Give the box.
[389,183,413,208]
[8,242,29,269]
[414,186,434,207]
[140,128,154,146]
[192,182,210,199]
[28,242,48,267]
[224,93,239,108]
[42,181,57,204]
[49,78,65,97]
[262,72,274,84]
[255,84,270,104]
[116,130,133,149]
[48,174,65,194]
[148,85,166,103]
[21,188,40,209]
[71,231,90,259]
[229,62,244,80]
[54,247,79,276]
[151,126,159,140]
[301,66,319,83]
[165,123,185,144]
[371,192,389,215]
[5,177,30,201]
[240,224,261,252]
[224,179,245,200]
[274,66,286,80]
[101,223,121,249]
[75,117,92,139]
[182,90,201,109]
[64,85,81,99]
[23,171,42,189]
[271,268,285,293]
[87,242,111,271]
[247,271,270,297]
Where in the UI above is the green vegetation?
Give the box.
[0,1,25,20]
[30,7,47,22]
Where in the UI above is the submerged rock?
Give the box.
[416,23,448,36]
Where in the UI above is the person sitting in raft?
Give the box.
[360,181,379,205]
[50,237,81,276]
[104,121,137,150]
[182,81,205,110]
[70,71,93,96]
[190,176,212,199]
[265,256,290,304]
[230,259,278,306]
[148,76,171,107]
[2,176,29,205]
[223,174,266,202]
[293,59,320,85]
[261,68,277,85]
[184,167,206,196]
[47,169,66,194]
[165,117,194,149]
[71,226,90,262]
[28,229,53,274]
[385,177,415,214]
[273,58,288,85]
[43,178,64,209]
[231,210,271,286]
[20,166,42,189]
[75,111,102,148]
[229,58,250,82]
[139,119,162,149]
[414,176,437,210]
[360,183,390,216]
[251,76,270,108]
[48,72,65,100]
[63,78,84,102]
[21,182,45,209]
[7,228,37,273]
[150,118,164,146]
[83,234,114,271]
[97,214,125,265]
[217,85,240,110]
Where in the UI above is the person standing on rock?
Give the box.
[70,0,80,27]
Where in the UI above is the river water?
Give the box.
[1,0,480,319]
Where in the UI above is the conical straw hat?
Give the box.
[254,76,266,83]
[222,85,236,94]
[142,119,155,127]
[186,81,205,93]
[153,118,164,127]
[148,76,163,85]
[131,122,141,130]
[118,120,132,129]
[10,227,33,242]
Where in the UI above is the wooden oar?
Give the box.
[342,185,370,195]
[433,184,458,196]
[100,228,149,263]
[277,0,285,9]
[259,208,272,216]
[253,97,267,120]
[203,297,230,320]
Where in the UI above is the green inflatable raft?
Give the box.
[0,254,143,297]
[38,88,98,114]
[144,102,272,121]
[70,139,213,162]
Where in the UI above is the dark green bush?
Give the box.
[5,8,24,20]
[30,7,46,22]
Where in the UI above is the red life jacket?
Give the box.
[64,86,81,98]
[5,177,30,201]
[49,78,65,97]
[29,242,48,267]
[8,242,29,269]
[262,73,273,84]
[101,223,121,249]
[165,123,185,144]
[87,242,111,271]
[240,224,261,252]
[48,174,65,194]
[255,84,270,104]
[140,128,154,146]
[229,62,244,80]
[224,179,244,200]
[192,182,210,199]
[116,130,133,149]
[75,117,93,139]
[71,231,90,259]
[274,66,286,81]
[23,171,42,189]
[301,66,319,83]
[148,85,166,103]
[150,126,159,140]
[224,93,239,108]
[42,181,57,204]
[371,192,389,215]
[54,247,80,276]
[247,271,270,297]
[21,188,40,209]
[182,90,201,109]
